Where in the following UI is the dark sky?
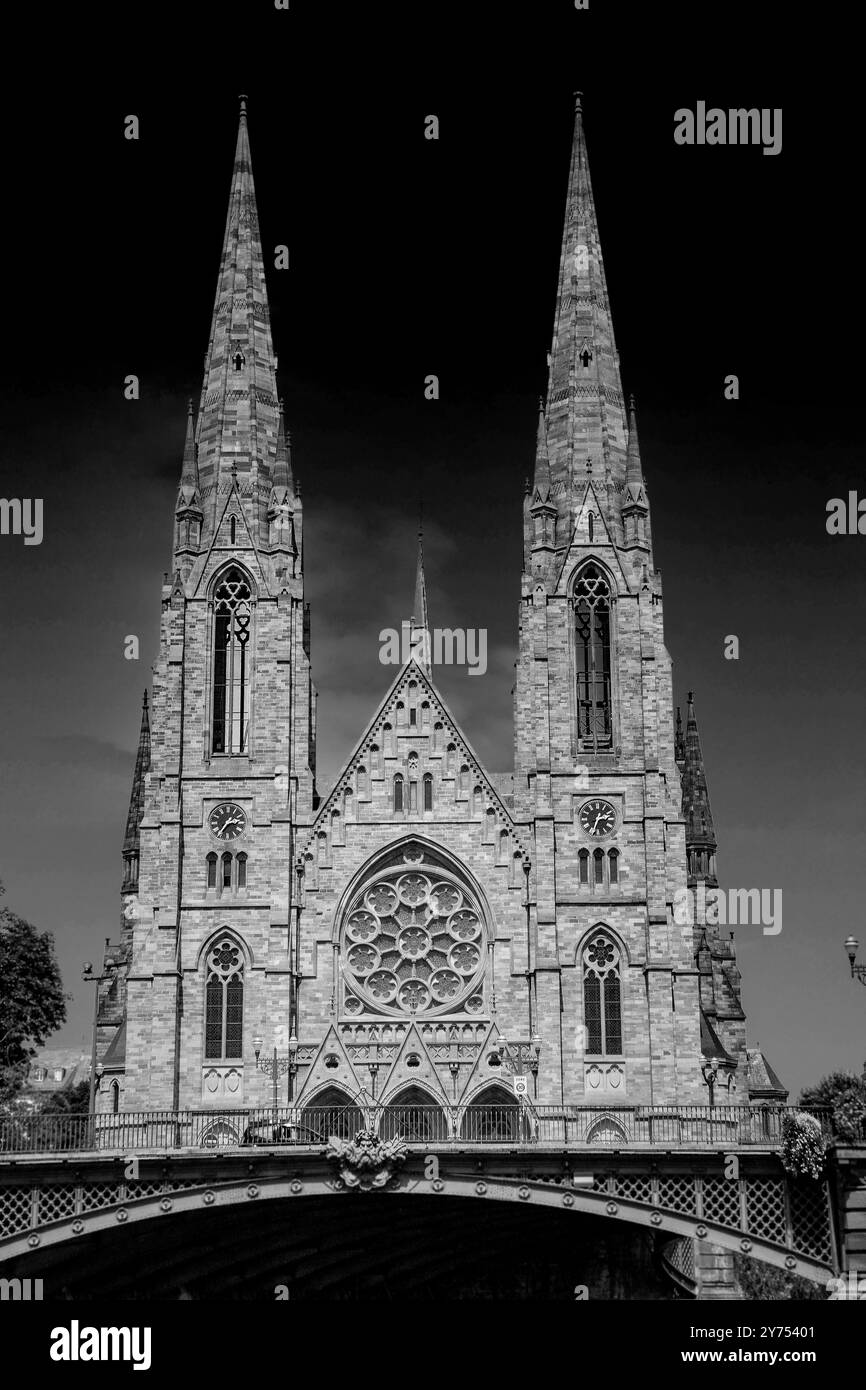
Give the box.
[1,1,863,1097]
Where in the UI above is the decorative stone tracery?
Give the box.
[340,844,489,1020]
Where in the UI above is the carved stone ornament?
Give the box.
[325,1130,408,1190]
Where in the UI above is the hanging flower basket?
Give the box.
[781,1111,826,1180]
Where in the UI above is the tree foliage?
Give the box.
[38,1078,91,1115]
[733,1254,824,1301]
[0,880,68,1103]
[799,1068,866,1143]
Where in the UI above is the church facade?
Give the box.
[95,96,782,1123]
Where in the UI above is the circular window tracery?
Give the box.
[340,847,488,1018]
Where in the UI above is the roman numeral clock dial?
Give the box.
[579,799,617,838]
[209,803,247,840]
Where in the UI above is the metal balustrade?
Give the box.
[0,1104,835,1156]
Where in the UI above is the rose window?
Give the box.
[340,848,488,1017]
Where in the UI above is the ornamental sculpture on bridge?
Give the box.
[326,1131,409,1190]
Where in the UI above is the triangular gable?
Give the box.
[459,1021,533,1104]
[377,1023,452,1107]
[192,479,272,599]
[552,482,630,596]
[299,655,528,859]
[295,1023,364,1104]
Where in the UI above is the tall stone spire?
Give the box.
[121,691,151,895]
[681,692,718,885]
[267,397,299,570]
[411,519,430,672]
[544,93,629,514]
[174,400,203,568]
[178,398,199,501]
[533,401,552,498]
[621,394,651,553]
[273,397,294,497]
[194,95,280,539]
[527,402,558,578]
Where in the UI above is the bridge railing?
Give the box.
[0,1104,835,1156]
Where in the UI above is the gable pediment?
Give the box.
[300,658,528,860]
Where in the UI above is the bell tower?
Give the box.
[514,94,708,1105]
[121,99,317,1111]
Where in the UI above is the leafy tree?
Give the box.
[799,1068,866,1143]
[733,1254,824,1301]
[39,1078,91,1115]
[0,880,68,1105]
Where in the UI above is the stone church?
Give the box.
[94,95,784,1128]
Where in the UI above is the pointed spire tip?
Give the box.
[573,90,583,113]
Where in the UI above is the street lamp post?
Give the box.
[701,1057,719,1110]
[82,943,115,1122]
[253,1035,299,1132]
[844,937,866,986]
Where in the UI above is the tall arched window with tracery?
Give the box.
[204,938,244,1061]
[583,933,622,1057]
[574,565,612,752]
[212,567,253,754]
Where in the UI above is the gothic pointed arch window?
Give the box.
[236,852,247,890]
[423,772,433,811]
[582,933,623,1057]
[204,937,245,1061]
[380,1085,447,1142]
[578,848,589,885]
[206,852,218,890]
[393,773,404,813]
[212,566,253,754]
[221,851,233,891]
[302,1086,363,1141]
[461,1084,522,1142]
[574,564,612,751]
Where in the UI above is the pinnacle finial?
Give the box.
[239,94,248,117]
[573,90,583,113]
[187,397,194,416]
[628,393,636,415]
[142,689,149,710]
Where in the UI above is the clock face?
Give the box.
[579,799,616,838]
[209,803,247,840]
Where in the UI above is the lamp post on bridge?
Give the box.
[82,944,117,1121]
[844,937,866,987]
[701,1057,719,1110]
[253,1034,299,1128]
